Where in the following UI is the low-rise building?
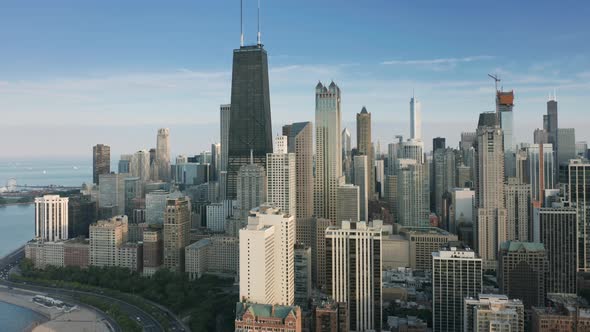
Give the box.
[235,302,302,332]
[63,238,90,268]
[464,294,524,332]
[313,300,348,332]
[118,242,143,272]
[531,294,590,332]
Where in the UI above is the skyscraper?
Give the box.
[314,81,342,224]
[35,195,69,242]
[236,157,266,217]
[475,112,507,269]
[356,106,374,197]
[156,128,171,182]
[557,128,576,179]
[496,90,516,178]
[336,184,360,224]
[89,215,128,267]
[533,207,577,294]
[498,241,547,311]
[504,178,531,242]
[219,104,231,200]
[545,97,559,180]
[342,128,352,183]
[266,136,296,217]
[93,144,110,185]
[432,242,482,332]
[239,204,295,306]
[527,144,555,203]
[353,155,369,222]
[131,149,151,182]
[283,122,314,219]
[568,159,590,271]
[410,94,421,140]
[396,159,430,227]
[163,196,191,273]
[226,42,273,199]
[326,220,383,331]
[433,148,456,219]
[433,137,446,152]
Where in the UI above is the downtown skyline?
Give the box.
[1,0,590,159]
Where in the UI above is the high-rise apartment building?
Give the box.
[353,155,369,222]
[163,196,191,273]
[35,195,69,242]
[533,207,577,294]
[463,294,524,332]
[432,242,482,332]
[396,159,430,227]
[433,148,456,219]
[314,81,342,224]
[569,159,590,271]
[399,226,458,271]
[239,204,295,306]
[93,144,110,185]
[89,215,128,267]
[504,178,531,242]
[336,184,360,224]
[266,136,296,217]
[326,220,383,332]
[226,43,273,200]
[142,227,163,276]
[474,112,507,269]
[156,128,171,182]
[498,241,547,311]
[283,122,314,219]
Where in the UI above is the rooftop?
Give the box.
[500,241,545,252]
[235,302,298,320]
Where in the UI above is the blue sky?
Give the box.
[1,0,589,159]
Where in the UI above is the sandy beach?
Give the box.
[0,286,113,332]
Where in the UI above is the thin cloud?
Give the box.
[381,55,495,65]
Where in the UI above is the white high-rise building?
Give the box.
[410,95,422,140]
[432,243,482,332]
[156,128,171,182]
[267,136,296,217]
[353,155,369,222]
[314,81,342,224]
[326,220,383,331]
[35,195,69,242]
[396,159,430,227]
[239,204,295,306]
[131,149,151,182]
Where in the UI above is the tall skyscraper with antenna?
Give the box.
[227,0,273,199]
[410,93,421,140]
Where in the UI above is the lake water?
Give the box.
[0,301,46,332]
[0,160,90,330]
[0,159,92,187]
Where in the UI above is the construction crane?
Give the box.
[488,73,500,92]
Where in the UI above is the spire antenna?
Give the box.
[257,0,261,45]
[240,0,244,47]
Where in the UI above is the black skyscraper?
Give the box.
[433,137,446,152]
[226,44,273,199]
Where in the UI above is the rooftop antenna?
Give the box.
[240,0,244,47]
[257,0,261,45]
[554,88,557,101]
